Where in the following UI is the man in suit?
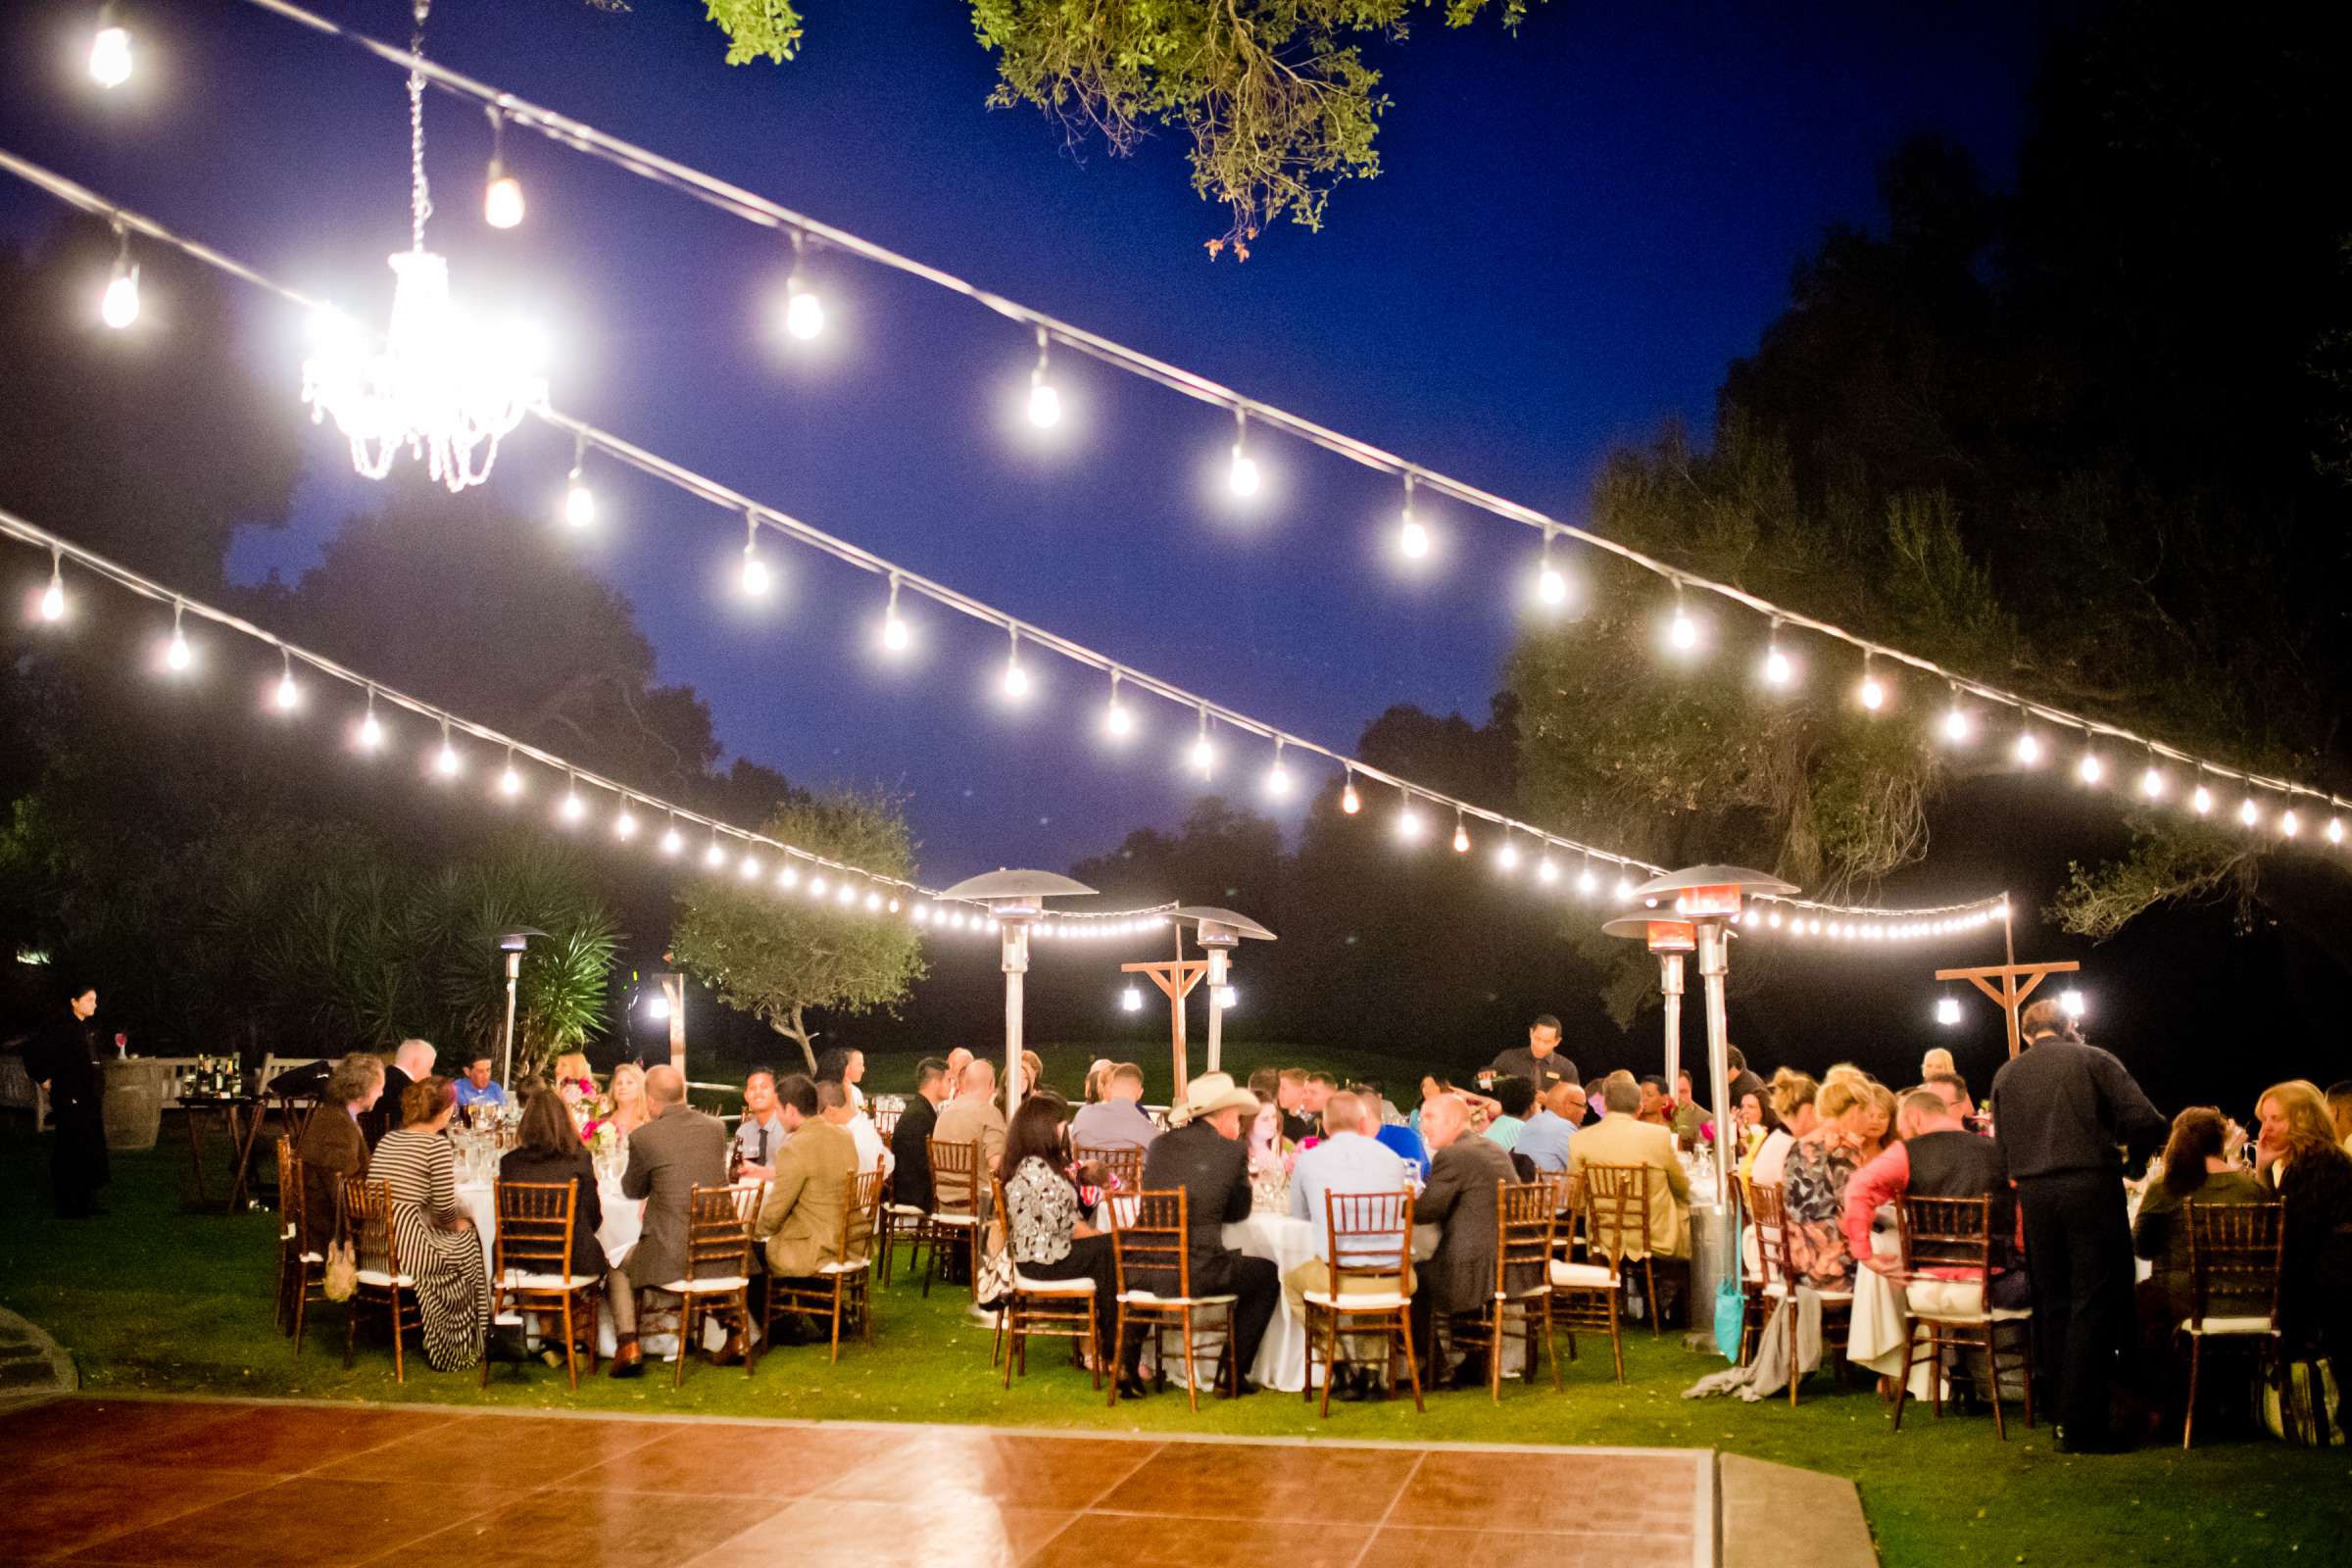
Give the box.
[1140,1072,1282,1395]
[890,1057,950,1212]
[754,1076,861,1344]
[370,1039,436,1148]
[1411,1092,1529,1386]
[1569,1070,1693,1259]
[24,982,108,1217]
[610,1063,729,1377]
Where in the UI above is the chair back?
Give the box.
[928,1137,983,1217]
[684,1182,758,1279]
[840,1168,883,1267]
[1581,1162,1654,1263]
[1496,1180,1557,1293]
[1895,1193,1994,1276]
[275,1138,306,1240]
[1107,1188,1193,1298]
[342,1176,400,1276]
[1075,1143,1146,1195]
[493,1180,580,1280]
[1748,1183,1792,1292]
[871,1104,902,1142]
[2185,1200,2286,1329]
[1323,1188,1414,1285]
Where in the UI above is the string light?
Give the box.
[2238,796,2260,827]
[1001,627,1029,700]
[1614,874,1635,902]
[358,688,383,750]
[1340,767,1360,815]
[498,747,522,799]
[482,109,524,229]
[164,601,190,672]
[738,510,770,597]
[1228,408,1260,498]
[100,224,139,330]
[1495,836,1520,872]
[39,549,65,622]
[1101,670,1132,738]
[880,575,910,654]
[2077,750,2102,785]
[1264,739,1291,799]
[1535,528,1570,610]
[273,650,299,711]
[783,231,824,341]
[2191,780,2214,815]
[704,832,726,869]
[89,6,132,88]
[1666,580,1699,655]
[2279,809,2300,840]
[660,814,682,857]
[1026,327,1060,428]
[1188,705,1214,777]
[1397,472,1431,561]
[1396,795,1425,843]
[2139,757,2165,799]
[433,717,460,777]
[1451,812,1472,854]
[562,434,594,528]
[1941,687,1970,743]
[1858,655,1886,712]
[2015,730,2041,766]
[1577,860,1598,897]
[613,797,638,839]
[739,853,761,880]
[553,773,583,823]
[1761,619,1793,688]
[1536,854,1558,884]
[776,862,798,889]
[2328,818,2345,846]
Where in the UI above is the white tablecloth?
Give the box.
[1225,1211,1316,1393]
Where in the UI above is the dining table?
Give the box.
[456,1174,646,1355]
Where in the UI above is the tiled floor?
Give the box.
[0,1397,1716,1568]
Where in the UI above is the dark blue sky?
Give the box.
[0,0,2061,882]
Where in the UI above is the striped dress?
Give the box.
[371,1129,491,1371]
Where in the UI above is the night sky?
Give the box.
[0,0,2060,880]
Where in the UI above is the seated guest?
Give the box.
[943,1047,973,1094]
[1246,1098,1292,1212]
[1140,1073,1283,1393]
[370,1076,490,1371]
[1636,1075,1674,1128]
[499,1085,610,1288]
[1019,1049,1046,1102]
[370,1038,436,1146]
[1082,1057,1114,1104]
[1748,1073,1818,1191]
[550,1052,596,1101]
[1365,1081,1431,1172]
[592,1060,652,1143]
[2254,1079,2352,1361]
[1301,1072,1337,1127]
[936,1057,1008,1179]
[815,1050,892,1175]
[1001,1095,1129,1389]
[1670,1070,1710,1147]
[1779,1079,1872,1289]
[295,1054,382,1249]
[1285,1092,1411,1397]
[1568,1070,1692,1259]
[610,1065,729,1378]
[452,1054,507,1115]
[1483,1076,1535,1152]
[1516,1081,1583,1175]
[1843,1088,2026,1305]
[1410,1092,1532,1386]
[1854,1081,1897,1164]
[2132,1107,2263,1351]
[1921,1047,1957,1081]
[890,1057,950,1211]
[754,1075,860,1342]
[732,1068,789,1181]
[1070,1061,1159,1153]
[1725,1046,1774,1131]
[1923,1070,1975,1122]
[1248,1068,1284,1124]
[2327,1080,2352,1154]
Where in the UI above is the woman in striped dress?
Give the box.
[372,1075,491,1371]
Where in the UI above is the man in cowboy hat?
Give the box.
[1138,1071,1283,1395]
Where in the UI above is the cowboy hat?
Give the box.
[1167,1071,1260,1128]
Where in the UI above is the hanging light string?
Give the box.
[227,0,2351,824]
[0,148,2022,931]
[0,502,1183,936]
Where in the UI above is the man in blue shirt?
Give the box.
[452,1054,507,1113]
[1365,1087,1429,1176]
[1285,1091,1413,1398]
[1517,1081,1586,1174]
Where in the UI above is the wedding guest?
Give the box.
[1568,1071,1692,1260]
[370,1076,490,1370]
[1725,1046,1773,1130]
[732,1069,788,1181]
[1285,1091,1410,1315]
[1278,1069,1315,1143]
[1069,1061,1158,1153]
[1001,1095,1127,1386]
[1483,1076,1535,1153]
[609,1065,729,1378]
[2253,1079,2352,1362]
[597,1061,652,1141]
[550,1052,595,1098]
[891,1057,950,1211]
[1749,1073,1818,1191]
[1246,1098,1291,1212]
[1302,1072,1337,1122]
[371,1038,435,1147]
[2132,1107,2262,1349]
[2328,1080,2352,1153]
[1636,1075,1673,1128]
[452,1054,508,1115]
[1412,1092,1532,1386]
[500,1086,609,1283]
[296,1054,382,1248]
[1854,1081,1898,1164]
[1516,1081,1581,1174]
[1844,1089,2021,1300]
[24,982,108,1218]
[1140,1073,1282,1393]
[1019,1050,1045,1102]
[1670,1070,1710,1147]
[1082,1058,1115,1104]
[1369,1082,1433,1173]
[1778,1078,1873,1290]
[754,1075,860,1342]
[943,1047,973,1094]
[936,1057,1008,1179]
[815,1051,892,1174]
[1922,1047,1957,1080]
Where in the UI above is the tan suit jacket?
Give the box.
[754,1118,861,1278]
[1567,1111,1692,1258]
[933,1093,1007,1196]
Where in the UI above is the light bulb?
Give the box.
[2328,817,2345,845]
[1341,779,1360,814]
[1102,697,1133,738]
[2280,809,2300,839]
[1396,804,1424,842]
[865,891,883,911]
[1451,821,1471,854]
[564,475,595,528]
[2191,784,2213,815]
[660,825,683,857]
[1027,380,1061,428]
[434,741,460,777]
[1265,758,1291,798]
[274,668,298,710]
[1537,856,1558,884]
[645,993,671,1022]
[1229,447,1260,497]
[90,23,131,87]
[1762,646,1792,687]
[1496,841,1520,871]
[2238,797,2260,826]
[560,790,586,824]
[358,711,383,750]
[614,807,638,840]
[1942,706,1970,743]
[882,612,909,653]
[777,864,799,889]
[39,572,64,622]
[1577,865,1598,896]
[166,629,190,672]
[2015,731,2041,765]
[1614,875,1635,901]
[2078,753,2102,784]
[1189,733,1215,775]
[101,269,139,330]
[499,764,522,799]
[484,169,525,229]
[808,875,827,897]
[1668,606,1698,653]
[1766,908,1783,928]
[1215,986,1238,1010]
[837,882,857,906]
[2058,988,2085,1020]
[740,855,761,880]
[1398,512,1430,560]
[1537,562,1569,607]
[785,285,824,342]
[1119,985,1143,1013]
[740,551,770,598]
[1859,674,1886,711]
[705,841,726,868]
[1003,656,1029,700]
[2139,765,2164,799]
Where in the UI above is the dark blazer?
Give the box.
[620,1104,730,1288]
[24,1014,101,1124]
[367,1064,414,1148]
[500,1143,610,1278]
[1415,1135,1527,1316]
[1140,1120,1253,1296]
[293,1106,369,1249]
[891,1093,940,1211]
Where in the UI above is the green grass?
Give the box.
[3,1135,2345,1566]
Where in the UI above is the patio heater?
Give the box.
[1624,865,1797,1203]
[495,927,548,1089]
[938,869,1098,1119]
[1170,906,1277,1076]
[1600,913,1694,1089]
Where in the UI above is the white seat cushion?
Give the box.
[1014,1273,1098,1296]
[355,1269,416,1288]
[1549,1260,1618,1289]
[299,1251,324,1264]
[2181,1315,2277,1337]
[929,1213,979,1228]
[1302,1291,1408,1310]
[1117,1291,1240,1307]
[660,1275,751,1294]
[502,1270,598,1291]
[280,1224,298,1243]
[886,1203,926,1217]
[817,1258,870,1275]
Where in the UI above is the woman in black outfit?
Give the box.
[498,1086,609,1282]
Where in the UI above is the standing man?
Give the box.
[731,1068,788,1182]
[1486,1013,1579,1095]
[1990,999,2166,1452]
[891,1057,950,1211]
[610,1064,729,1378]
[25,982,108,1218]
[452,1054,508,1115]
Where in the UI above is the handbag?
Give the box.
[322,1189,358,1302]
[2260,1356,2343,1446]
[1713,1272,1745,1361]
[974,1212,1014,1309]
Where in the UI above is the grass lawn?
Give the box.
[3,1134,2345,1567]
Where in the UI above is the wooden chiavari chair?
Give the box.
[1546,1170,1626,1383]
[1887,1193,2034,1440]
[920,1138,986,1298]
[1073,1143,1146,1198]
[1106,1188,1240,1412]
[1580,1161,1673,1336]
[658,1182,760,1387]
[1302,1188,1422,1416]
[1430,1180,1559,1402]
[768,1169,884,1363]
[1749,1182,1852,1405]
[483,1180,601,1391]
[2178,1200,2289,1447]
[988,1174,1101,1390]
[340,1176,416,1383]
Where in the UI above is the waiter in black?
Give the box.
[1989,998,2165,1451]
[24,981,110,1218]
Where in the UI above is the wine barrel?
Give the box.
[101,1057,168,1151]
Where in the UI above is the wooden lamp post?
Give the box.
[1936,902,2077,1059]
[1171,906,1276,1078]
[1600,913,1695,1088]
[939,869,1098,1120]
[1122,931,1207,1095]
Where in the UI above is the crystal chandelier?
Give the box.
[302,2,543,493]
